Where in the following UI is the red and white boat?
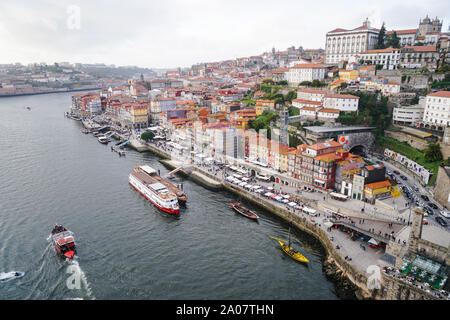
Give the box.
[51,225,76,259]
[129,165,180,215]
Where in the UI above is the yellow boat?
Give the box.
[269,236,309,263]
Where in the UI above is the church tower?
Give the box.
[432,17,442,32]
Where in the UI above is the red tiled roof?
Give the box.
[386,29,418,35]
[428,91,450,98]
[403,45,437,52]
[292,99,322,105]
[325,94,360,99]
[318,108,340,113]
[291,63,324,69]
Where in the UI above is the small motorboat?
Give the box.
[26,107,31,111]
[98,135,110,144]
[0,271,25,281]
[269,233,309,264]
[81,128,90,134]
[230,202,259,221]
[51,224,76,259]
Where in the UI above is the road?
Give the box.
[368,154,449,232]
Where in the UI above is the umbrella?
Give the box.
[368,238,379,245]
[324,221,333,228]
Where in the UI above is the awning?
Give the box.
[302,207,317,214]
[269,194,278,199]
[282,199,290,203]
[283,194,290,199]
[324,221,334,228]
[330,192,348,199]
[288,202,297,207]
[264,192,274,197]
[275,196,283,201]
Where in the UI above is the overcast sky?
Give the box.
[0,0,448,69]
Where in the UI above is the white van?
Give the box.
[439,210,450,219]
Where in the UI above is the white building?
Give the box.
[359,47,401,70]
[292,99,322,109]
[381,82,401,95]
[317,108,340,121]
[323,94,359,113]
[422,91,450,131]
[285,63,326,86]
[325,18,379,64]
[299,106,323,120]
[297,89,328,102]
[393,105,424,125]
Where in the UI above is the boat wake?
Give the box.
[66,257,95,300]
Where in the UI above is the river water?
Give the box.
[0,92,339,300]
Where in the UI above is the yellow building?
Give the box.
[364,180,392,204]
[339,69,359,82]
[255,99,275,116]
[330,79,346,91]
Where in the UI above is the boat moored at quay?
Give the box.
[129,165,180,215]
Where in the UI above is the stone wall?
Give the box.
[381,273,438,300]
[434,166,450,209]
[384,130,428,151]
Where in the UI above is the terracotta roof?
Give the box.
[298,89,328,94]
[301,106,322,111]
[428,91,450,98]
[386,29,418,35]
[403,45,437,52]
[318,108,340,113]
[325,94,360,99]
[293,99,322,105]
[365,180,391,190]
[291,63,325,69]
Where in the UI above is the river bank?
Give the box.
[131,141,366,299]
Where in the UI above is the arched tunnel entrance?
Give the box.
[349,145,366,157]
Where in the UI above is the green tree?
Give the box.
[385,31,400,48]
[141,131,155,141]
[284,90,297,103]
[376,23,386,49]
[424,143,443,162]
[288,106,299,116]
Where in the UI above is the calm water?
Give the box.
[0,92,339,300]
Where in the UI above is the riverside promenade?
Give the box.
[137,140,415,299]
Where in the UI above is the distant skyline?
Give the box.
[0,0,449,69]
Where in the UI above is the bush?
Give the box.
[141,131,155,141]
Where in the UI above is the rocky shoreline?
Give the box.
[323,257,359,300]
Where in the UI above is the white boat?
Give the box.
[98,135,110,144]
[129,166,179,215]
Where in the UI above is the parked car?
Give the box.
[393,170,400,175]
[435,216,448,227]
[439,210,450,219]
[414,186,419,192]
[425,207,434,215]
[421,195,430,202]
[423,218,429,225]
[400,175,408,181]
[429,203,438,210]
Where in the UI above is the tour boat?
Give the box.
[133,165,187,205]
[51,225,76,259]
[129,166,180,215]
[98,135,110,144]
[230,202,259,221]
[269,232,309,264]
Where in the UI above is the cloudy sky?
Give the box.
[0,0,448,68]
